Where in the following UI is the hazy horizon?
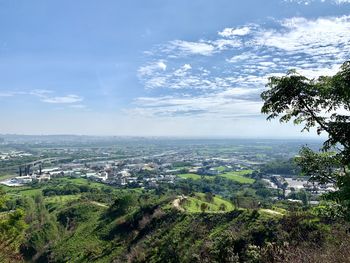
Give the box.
[0,133,325,141]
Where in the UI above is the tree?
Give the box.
[105,195,135,218]
[261,61,350,158]
[0,188,6,209]
[200,203,208,213]
[21,194,59,261]
[261,61,350,216]
[205,192,214,203]
[0,188,27,262]
[219,203,227,211]
[281,182,288,199]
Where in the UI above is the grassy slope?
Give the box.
[178,170,255,184]
[182,193,234,213]
[219,170,255,184]
[178,173,214,180]
[3,177,345,263]
[51,203,110,263]
[57,177,106,188]
[44,189,235,261]
[3,177,108,195]
[214,166,227,172]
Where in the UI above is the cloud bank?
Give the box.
[135,15,350,119]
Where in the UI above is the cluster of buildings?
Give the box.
[0,151,33,160]
[0,143,336,206]
[263,174,336,199]
[1,149,253,188]
[2,160,177,188]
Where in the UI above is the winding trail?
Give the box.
[260,209,283,216]
[172,195,187,212]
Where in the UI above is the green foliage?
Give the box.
[261,61,350,218]
[1,181,350,262]
[1,164,349,262]
[51,203,106,262]
[262,61,350,154]
[219,171,255,184]
[205,192,214,203]
[261,159,299,175]
[57,202,100,228]
[295,147,341,184]
[178,173,213,180]
[19,193,60,261]
[105,194,136,219]
[179,193,234,213]
[43,184,82,196]
[0,188,7,209]
[178,170,255,184]
[287,189,310,206]
[0,189,27,262]
[310,201,344,220]
[215,166,227,172]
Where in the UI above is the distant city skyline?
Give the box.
[0,0,349,137]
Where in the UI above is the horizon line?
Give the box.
[0,133,325,141]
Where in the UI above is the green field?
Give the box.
[259,208,286,218]
[219,170,255,184]
[57,177,106,188]
[0,174,15,180]
[178,170,254,184]
[45,194,81,204]
[2,185,42,197]
[178,173,214,180]
[2,177,106,195]
[181,193,234,213]
[16,188,43,196]
[214,166,227,172]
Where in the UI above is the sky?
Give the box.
[0,0,349,137]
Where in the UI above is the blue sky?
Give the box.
[0,0,349,137]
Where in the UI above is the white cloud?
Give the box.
[144,76,167,89]
[157,61,167,71]
[138,60,167,77]
[136,15,350,119]
[173,64,192,77]
[295,63,342,78]
[28,90,84,104]
[0,92,15,97]
[218,27,251,37]
[132,86,263,118]
[69,104,87,109]
[29,89,53,97]
[182,64,192,70]
[256,16,350,58]
[0,91,28,97]
[212,39,242,51]
[227,52,256,63]
[259,62,276,67]
[0,89,84,105]
[284,0,350,4]
[159,38,242,58]
[166,40,216,56]
[40,94,83,104]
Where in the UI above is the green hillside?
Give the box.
[179,193,234,213]
[219,170,255,184]
[178,173,216,180]
[1,176,350,263]
[178,170,255,184]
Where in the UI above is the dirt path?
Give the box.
[90,201,108,208]
[172,195,187,212]
[260,209,283,216]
